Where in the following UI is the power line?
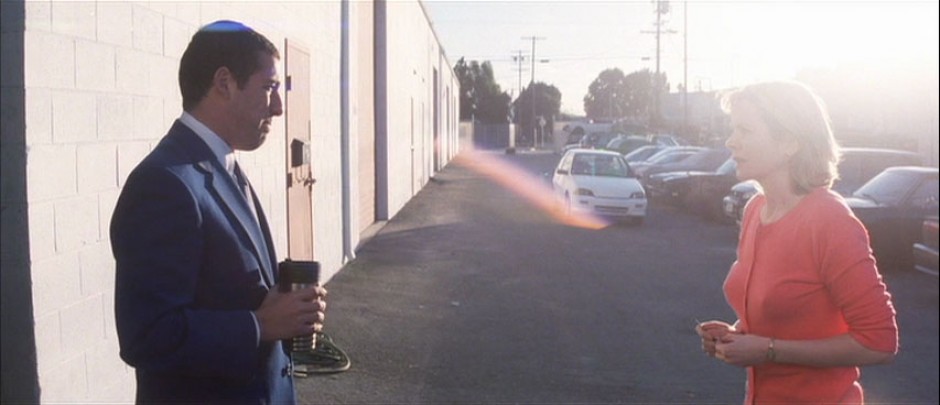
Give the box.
[522,35,547,148]
[511,50,527,97]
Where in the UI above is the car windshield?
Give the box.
[852,170,921,206]
[649,151,692,165]
[623,145,662,162]
[571,154,632,177]
[715,158,737,175]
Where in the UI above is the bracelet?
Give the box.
[766,337,777,362]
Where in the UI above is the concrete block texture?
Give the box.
[115,48,150,95]
[24,0,51,32]
[60,295,107,360]
[27,202,55,262]
[25,88,52,145]
[52,91,97,143]
[75,39,116,91]
[133,95,166,140]
[97,190,119,245]
[37,352,89,403]
[132,4,163,54]
[25,31,75,89]
[51,1,96,41]
[54,195,100,253]
[85,342,135,401]
[163,17,193,59]
[97,94,135,141]
[31,251,82,318]
[95,2,132,48]
[79,243,114,297]
[77,143,117,194]
[116,141,151,186]
[26,143,76,202]
[33,312,65,379]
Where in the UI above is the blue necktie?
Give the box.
[233,163,258,223]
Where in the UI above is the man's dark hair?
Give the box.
[179,20,280,111]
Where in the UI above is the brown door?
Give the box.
[285,39,314,260]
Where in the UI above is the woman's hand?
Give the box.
[714,333,770,367]
[696,320,736,357]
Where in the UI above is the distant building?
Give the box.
[661,90,728,146]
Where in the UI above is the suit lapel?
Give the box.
[170,122,276,287]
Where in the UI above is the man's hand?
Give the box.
[255,286,327,342]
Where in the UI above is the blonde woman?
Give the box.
[695,81,898,403]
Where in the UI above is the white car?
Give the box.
[552,149,648,224]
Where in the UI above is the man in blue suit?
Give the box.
[111,20,326,404]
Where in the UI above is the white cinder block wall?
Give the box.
[7,0,458,402]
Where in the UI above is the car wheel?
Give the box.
[564,194,572,216]
[629,216,644,226]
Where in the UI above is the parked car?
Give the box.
[630,146,705,179]
[722,147,925,224]
[647,158,739,221]
[580,131,622,149]
[831,148,923,195]
[913,216,939,276]
[723,180,760,225]
[606,134,684,156]
[606,134,653,156]
[847,166,939,269]
[623,145,668,163]
[649,134,683,147]
[552,149,647,224]
[641,147,731,184]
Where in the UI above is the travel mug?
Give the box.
[278,259,321,352]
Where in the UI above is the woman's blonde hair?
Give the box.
[721,81,841,194]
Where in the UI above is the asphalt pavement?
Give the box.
[296,149,939,404]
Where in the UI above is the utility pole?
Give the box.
[510,50,527,154]
[683,1,688,139]
[512,50,526,99]
[643,1,675,130]
[522,35,545,148]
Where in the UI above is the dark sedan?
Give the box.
[683,159,741,222]
[847,166,939,269]
[913,216,939,276]
[641,147,731,185]
[646,158,734,206]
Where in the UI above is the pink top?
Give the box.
[724,188,898,404]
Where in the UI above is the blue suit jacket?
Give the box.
[111,121,294,404]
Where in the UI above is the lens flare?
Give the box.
[453,151,610,230]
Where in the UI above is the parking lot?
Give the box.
[299,150,939,404]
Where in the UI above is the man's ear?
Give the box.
[211,67,236,100]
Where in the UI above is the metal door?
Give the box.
[285,39,314,260]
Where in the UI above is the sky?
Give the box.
[422,0,940,116]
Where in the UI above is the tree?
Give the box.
[583,68,626,121]
[512,81,562,145]
[582,68,668,126]
[454,58,511,123]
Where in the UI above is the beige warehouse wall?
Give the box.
[380,1,459,219]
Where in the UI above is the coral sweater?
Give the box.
[724,188,898,404]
